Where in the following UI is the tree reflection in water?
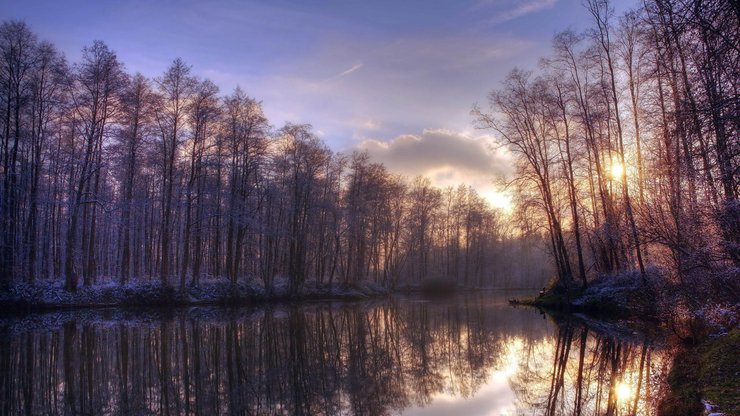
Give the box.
[510,319,664,416]
[0,295,668,415]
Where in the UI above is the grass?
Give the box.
[659,328,740,416]
[698,329,740,414]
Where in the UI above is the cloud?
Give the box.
[359,129,510,177]
[335,63,363,78]
[358,129,513,209]
[474,0,558,24]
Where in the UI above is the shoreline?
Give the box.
[0,280,538,315]
[0,280,391,314]
[510,277,739,416]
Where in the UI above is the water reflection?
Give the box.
[0,295,669,415]
[509,318,665,416]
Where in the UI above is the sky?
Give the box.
[1,0,637,209]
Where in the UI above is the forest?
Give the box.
[0,0,737,306]
[475,0,738,320]
[0,20,552,298]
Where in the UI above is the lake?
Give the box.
[0,292,670,415]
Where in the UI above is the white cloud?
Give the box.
[334,63,364,79]
[359,129,510,177]
[475,0,558,24]
[358,129,513,209]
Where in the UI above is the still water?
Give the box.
[0,293,670,415]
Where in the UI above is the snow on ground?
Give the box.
[0,276,389,311]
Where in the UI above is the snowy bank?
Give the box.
[0,277,389,313]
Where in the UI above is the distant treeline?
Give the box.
[476,0,738,295]
[0,21,551,293]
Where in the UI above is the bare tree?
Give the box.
[223,87,268,286]
[0,21,37,289]
[116,73,156,284]
[64,41,125,291]
[153,58,197,286]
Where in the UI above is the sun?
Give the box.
[482,189,513,212]
[615,381,633,403]
[611,162,624,179]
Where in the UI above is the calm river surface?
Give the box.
[0,292,670,415]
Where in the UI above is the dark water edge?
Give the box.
[0,280,393,314]
[0,292,682,415]
[0,279,538,315]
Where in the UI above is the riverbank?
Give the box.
[0,277,528,314]
[0,278,391,313]
[511,268,739,416]
[510,270,659,319]
[659,328,740,415]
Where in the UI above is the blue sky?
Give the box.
[2,0,637,207]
